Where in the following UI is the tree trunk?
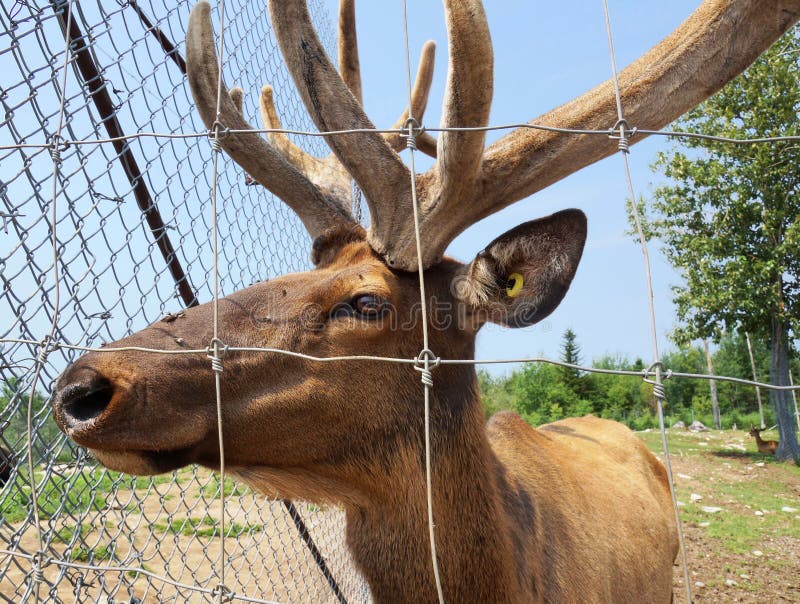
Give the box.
[703,339,721,429]
[745,332,765,428]
[769,317,800,462]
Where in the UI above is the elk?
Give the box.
[51,1,800,601]
[749,427,779,456]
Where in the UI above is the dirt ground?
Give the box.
[2,431,797,602]
[650,430,800,603]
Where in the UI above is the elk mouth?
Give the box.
[89,442,205,475]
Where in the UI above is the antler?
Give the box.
[186,2,353,239]
[186,0,437,242]
[189,0,800,271]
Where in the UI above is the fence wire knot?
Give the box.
[211,583,234,603]
[414,348,440,388]
[36,335,56,365]
[608,118,637,153]
[642,361,672,401]
[30,551,47,584]
[48,134,66,164]
[206,338,228,373]
[208,121,229,152]
[403,117,424,151]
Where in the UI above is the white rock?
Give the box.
[698,442,709,446]
[690,493,703,502]
[701,506,723,514]
[755,462,765,467]
[725,579,738,587]
[677,473,693,480]
[754,510,764,516]
[694,582,705,588]
[752,550,763,557]
[781,506,797,513]
[739,574,750,579]
[698,522,710,527]
[677,501,686,507]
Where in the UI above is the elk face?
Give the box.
[52,211,586,495]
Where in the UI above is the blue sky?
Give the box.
[322,0,702,372]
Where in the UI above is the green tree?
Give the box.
[559,329,583,397]
[1,379,69,464]
[644,28,800,460]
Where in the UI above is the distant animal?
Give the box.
[0,447,13,487]
[748,427,778,455]
[49,0,800,601]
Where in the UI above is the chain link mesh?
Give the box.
[1,0,369,601]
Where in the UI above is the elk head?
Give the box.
[52,0,800,501]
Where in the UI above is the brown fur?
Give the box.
[53,223,678,602]
[749,427,779,455]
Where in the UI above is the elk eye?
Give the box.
[506,272,524,298]
[352,294,389,319]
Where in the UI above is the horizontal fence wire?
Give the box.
[3,338,800,391]
[3,124,800,152]
[2,0,798,602]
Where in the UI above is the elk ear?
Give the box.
[455,209,587,328]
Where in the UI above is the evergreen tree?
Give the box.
[559,329,583,397]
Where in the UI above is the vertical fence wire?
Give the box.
[600,1,692,601]
[399,1,444,602]
[22,1,73,602]
[209,0,229,600]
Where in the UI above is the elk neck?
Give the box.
[344,363,532,602]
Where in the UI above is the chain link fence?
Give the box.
[1,0,370,601]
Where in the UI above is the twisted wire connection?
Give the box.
[403,117,424,151]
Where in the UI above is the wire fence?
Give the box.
[1,0,371,601]
[2,0,800,603]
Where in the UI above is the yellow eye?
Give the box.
[505,272,524,298]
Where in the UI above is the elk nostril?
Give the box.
[60,379,114,423]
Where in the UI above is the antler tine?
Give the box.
[384,40,439,158]
[267,0,412,262]
[258,85,351,201]
[186,1,354,239]
[229,86,244,112]
[434,0,493,200]
[338,0,362,103]
[473,0,800,220]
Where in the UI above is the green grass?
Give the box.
[70,543,114,562]
[637,429,800,555]
[126,563,153,578]
[0,467,180,523]
[51,523,92,545]
[155,515,262,538]
[201,475,250,498]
